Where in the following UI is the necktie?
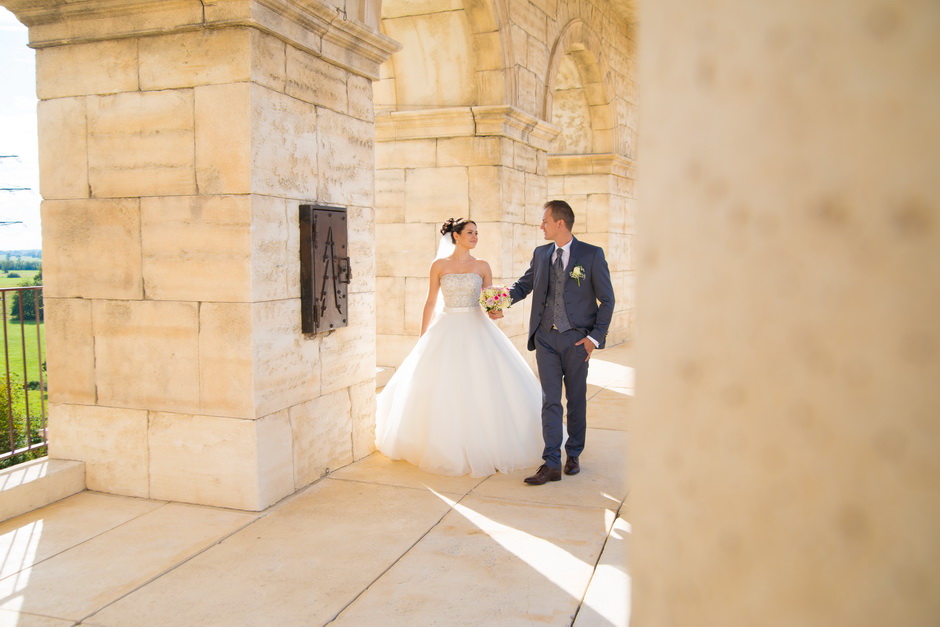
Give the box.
[555,247,564,273]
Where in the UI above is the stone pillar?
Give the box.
[635,0,940,624]
[374,106,558,368]
[3,0,397,510]
[547,154,636,346]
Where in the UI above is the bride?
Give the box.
[375,218,543,477]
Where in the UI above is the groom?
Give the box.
[491,200,615,485]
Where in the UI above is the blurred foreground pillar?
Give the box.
[634,1,940,624]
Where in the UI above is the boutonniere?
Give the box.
[569,265,586,286]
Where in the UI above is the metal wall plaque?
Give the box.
[300,204,351,334]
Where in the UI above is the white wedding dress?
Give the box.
[375,273,543,477]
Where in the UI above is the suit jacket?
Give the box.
[509,237,615,351]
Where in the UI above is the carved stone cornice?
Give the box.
[1,0,400,79]
[548,153,636,179]
[471,106,560,152]
[375,105,560,151]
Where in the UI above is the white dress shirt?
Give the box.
[554,239,599,348]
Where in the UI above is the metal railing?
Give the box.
[0,285,46,466]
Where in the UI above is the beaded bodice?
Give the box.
[440,273,483,308]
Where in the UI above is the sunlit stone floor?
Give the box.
[0,345,633,627]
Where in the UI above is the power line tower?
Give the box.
[0,155,27,226]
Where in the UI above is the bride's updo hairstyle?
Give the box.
[440,217,476,243]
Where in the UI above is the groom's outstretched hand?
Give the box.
[575,337,595,362]
[488,310,504,320]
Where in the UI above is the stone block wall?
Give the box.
[374,0,637,368]
[13,0,398,511]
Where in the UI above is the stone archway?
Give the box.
[544,19,636,346]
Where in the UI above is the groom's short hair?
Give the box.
[545,200,575,231]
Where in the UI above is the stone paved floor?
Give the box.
[0,345,633,626]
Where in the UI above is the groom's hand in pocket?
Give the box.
[575,337,595,362]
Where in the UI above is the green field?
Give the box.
[0,269,46,420]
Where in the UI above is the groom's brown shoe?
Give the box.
[564,456,580,476]
[524,464,562,485]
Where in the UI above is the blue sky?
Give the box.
[0,8,40,251]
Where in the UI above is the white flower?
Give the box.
[569,265,586,286]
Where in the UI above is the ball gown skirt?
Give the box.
[375,276,543,477]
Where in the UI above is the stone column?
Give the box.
[374,106,558,368]
[3,0,397,511]
[635,0,940,624]
[547,154,636,346]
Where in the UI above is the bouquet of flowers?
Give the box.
[479,285,511,313]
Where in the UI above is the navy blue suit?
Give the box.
[509,237,615,469]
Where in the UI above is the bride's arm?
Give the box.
[420,261,442,336]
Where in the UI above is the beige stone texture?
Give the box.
[17,2,204,45]
[349,379,377,461]
[402,276,428,335]
[320,293,376,395]
[0,609,72,626]
[348,74,375,122]
[37,97,88,199]
[384,12,476,107]
[377,333,419,369]
[467,165,503,221]
[379,0,464,20]
[0,459,84,525]
[149,412,292,510]
[0,492,162,580]
[404,166,470,223]
[35,39,138,99]
[502,165,526,223]
[375,137,437,168]
[318,108,375,208]
[248,28,287,93]
[473,428,627,511]
[0,502,255,621]
[139,28,250,90]
[285,43,349,111]
[289,389,352,487]
[48,404,149,498]
[436,136,504,167]
[375,168,405,222]
[634,1,940,625]
[92,300,200,414]
[574,515,631,627]
[332,495,608,625]
[250,84,319,199]
[194,82,251,195]
[523,174,548,224]
[0,345,632,623]
[376,276,406,335]
[471,220,513,279]
[140,195,251,303]
[250,194,298,301]
[256,409,295,505]
[198,302,255,418]
[513,141,539,174]
[375,221,438,278]
[348,204,378,292]
[40,198,142,300]
[329,453,484,496]
[86,480,453,626]
[42,298,95,405]
[86,90,196,198]
[252,299,319,417]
